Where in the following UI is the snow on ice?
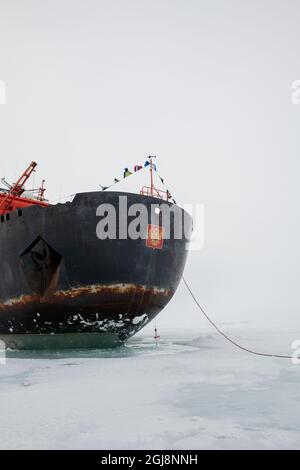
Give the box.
[0,325,299,450]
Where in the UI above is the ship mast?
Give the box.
[140,155,169,200]
[148,155,156,197]
[37,179,46,202]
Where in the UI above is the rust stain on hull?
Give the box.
[0,283,173,312]
[53,283,172,300]
[0,284,174,339]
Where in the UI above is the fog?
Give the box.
[0,0,300,332]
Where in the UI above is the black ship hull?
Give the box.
[0,191,192,349]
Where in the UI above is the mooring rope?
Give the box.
[181,274,295,359]
[171,251,294,360]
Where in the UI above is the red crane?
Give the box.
[0,162,48,216]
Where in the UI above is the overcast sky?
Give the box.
[0,0,300,333]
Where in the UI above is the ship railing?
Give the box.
[140,186,169,201]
